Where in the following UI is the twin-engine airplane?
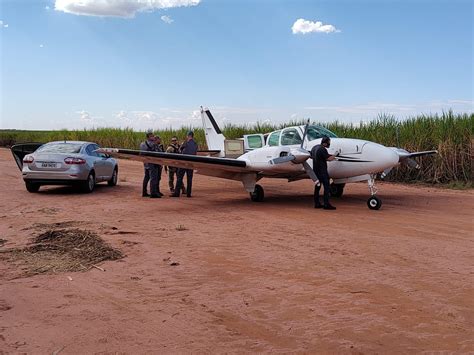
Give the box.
[99,107,437,210]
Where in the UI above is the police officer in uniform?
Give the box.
[154,136,165,197]
[171,131,198,198]
[140,132,160,198]
[165,136,186,194]
[311,136,338,210]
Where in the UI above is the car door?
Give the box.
[10,143,44,170]
[94,144,114,180]
[85,144,105,180]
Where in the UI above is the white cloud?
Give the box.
[292,18,340,35]
[160,15,174,24]
[45,5,50,10]
[77,110,93,121]
[0,20,8,28]
[39,44,44,48]
[55,0,200,18]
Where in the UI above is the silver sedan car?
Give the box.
[12,141,118,193]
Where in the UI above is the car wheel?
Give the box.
[81,172,95,193]
[108,167,118,186]
[25,181,40,193]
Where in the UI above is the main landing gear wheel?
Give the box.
[330,183,345,198]
[250,184,264,202]
[367,196,382,210]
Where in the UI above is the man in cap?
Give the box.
[154,135,165,197]
[139,131,160,198]
[171,131,198,198]
[165,136,186,194]
[311,136,338,210]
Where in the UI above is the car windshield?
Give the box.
[37,143,83,154]
[306,126,338,141]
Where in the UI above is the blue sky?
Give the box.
[0,0,472,130]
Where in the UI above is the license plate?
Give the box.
[41,162,58,168]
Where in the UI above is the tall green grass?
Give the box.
[1,111,472,185]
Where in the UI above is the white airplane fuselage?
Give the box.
[234,126,399,182]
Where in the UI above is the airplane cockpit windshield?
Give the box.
[306,126,338,141]
[281,128,303,145]
[266,126,338,146]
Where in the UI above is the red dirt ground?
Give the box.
[0,148,472,353]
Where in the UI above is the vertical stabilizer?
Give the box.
[201,106,226,157]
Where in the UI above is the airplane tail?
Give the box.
[201,106,225,157]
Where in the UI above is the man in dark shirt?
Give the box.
[311,136,338,210]
[139,132,160,198]
[171,131,198,198]
[154,136,165,197]
[165,136,186,194]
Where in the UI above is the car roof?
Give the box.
[46,141,95,145]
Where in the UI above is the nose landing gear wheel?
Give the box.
[250,184,264,202]
[367,196,382,210]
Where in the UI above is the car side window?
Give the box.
[268,131,281,146]
[86,144,98,157]
[281,128,302,146]
[94,144,108,158]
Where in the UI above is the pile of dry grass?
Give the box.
[1,228,123,277]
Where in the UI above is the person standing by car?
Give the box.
[140,132,160,198]
[171,131,198,198]
[154,135,165,197]
[311,136,338,210]
[165,136,186,195]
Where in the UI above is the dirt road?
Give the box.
[0,148,472,353]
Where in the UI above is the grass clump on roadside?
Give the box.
[0,228,123,277]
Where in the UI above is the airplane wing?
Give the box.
[98,148,252,178]
[387,148,438,171]
[394,149,438,159]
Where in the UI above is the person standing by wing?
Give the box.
[165,136,186,195]
[154,135,165,197]
[171,131,198,198]
[140,131,160,198]
[311,136,338,210]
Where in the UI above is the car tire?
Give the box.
[81,172,95,193]
[25,181,40,193]
[108,167,118,187]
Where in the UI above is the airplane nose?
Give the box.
[363,143,399,171]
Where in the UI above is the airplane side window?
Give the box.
[247,135,263,149]
[281,128,302,146]
[268,131,281,146]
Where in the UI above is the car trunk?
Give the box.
[29,153,77,172]
[10,143,44,170]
